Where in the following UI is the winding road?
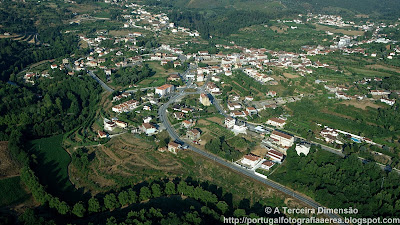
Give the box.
[157,78,348,225]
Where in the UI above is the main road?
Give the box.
[158,88,348,225]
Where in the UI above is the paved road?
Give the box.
[88,70,114,92]
[158,90,348,225]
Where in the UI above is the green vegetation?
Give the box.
[270,145,400,218]
[21,162,288,224]
[205,136,244,161]
[29,135,76,199]
[112,64,155,87]
[0,176,29,206]
[286,98,400,145]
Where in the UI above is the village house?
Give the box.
[245,107,257,115]
[266,118,286,128]
[199,93,211,106]
[270,130,294,148]
[115,120,128,128]
[380,98,396,106]
[155,84,175,96]
[168,141,181,154]
[167,74,180,81]
[370,90,391,96]
[260,160,275,170]
[104,120,116,131]
[112,100,139,113]
[186,128,201,141]
[230,111,246,118]
[224,117,236,129]
[295,143,310,156]
[267,150,284,163]
[173,112,185,120]
[267,90,277,97]
[182,120,193,129]
[240,154,262,168]
[98,130,108,139]
[140,123,157,135]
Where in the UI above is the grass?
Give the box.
[0,176,29,207]
[315,24,364,36]
[29,135,76,199]
[347,67,394,77]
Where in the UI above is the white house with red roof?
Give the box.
[270,130,294,148]
[266,118,286,128]
[260,160,275,170]
[155,84,175,96]
[267,150,284,163]
[240,154,262,168]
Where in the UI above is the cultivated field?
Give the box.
[315,24,364,36]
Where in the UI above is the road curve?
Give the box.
[158,91,348,225]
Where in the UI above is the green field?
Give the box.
[0,176,29,206]
[29,135,78,199]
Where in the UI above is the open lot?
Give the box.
[315,24,364,36]
[340,100,381,110]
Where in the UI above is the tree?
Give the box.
[151,184,162,198]
[127,188,137,204]
[164,181,176,195]
[233,208,246,217]
[139,186,151,202]
[88,197,100,213]
[118,191,130,206]
[72,202,86,217]
[104,193,119,210]
[216,201,229,214]
[177,181,188,195]
[57,201,70,215]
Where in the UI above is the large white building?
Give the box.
[260,160,275,170]
[224,117,236,129]
[266,118,286,128]
[155,84,175,96]
[295,143,310,156]
[267,150,284,163]
[240,154,261,168]
[270,130,294,148]
[200,93,211,106]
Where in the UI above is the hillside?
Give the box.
[145,0,400,18]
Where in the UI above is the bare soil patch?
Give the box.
[206,116,223,124]
[283,73,299,79]
[0,142,20,178]
[315,24,364,36]
[365,64,400,73]
[197,119,211,126]
[340,100,381,110]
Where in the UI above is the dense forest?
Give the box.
[0,71,102,164]
[205,136,244,161]
[112,64,155,86]
[145,0,400,19]
[0,36,80,82]
[270,145,400,218]
[167,9,279,39]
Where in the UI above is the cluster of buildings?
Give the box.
[112,99,139,113]
[99,118,129,138]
